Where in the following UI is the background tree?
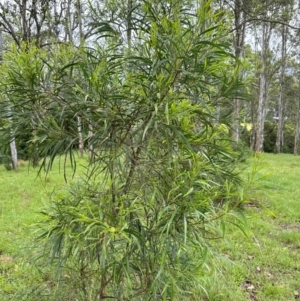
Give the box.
[274,3,294,153]
[0,26,18,169]
[294,75,300,154]
[252,5,273,152]
[0,0,94,163]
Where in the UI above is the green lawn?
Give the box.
[0,153,300,300]
[0,155,88,300]
[202,154,300,301]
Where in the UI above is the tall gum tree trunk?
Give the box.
[0,27,18,169]
[294,81,300,155]
[7,101,18,169]
[255,65,267,152]
[275,24,287,153]
[66,0,73,44]
[232,0,246,146]
[9,127,18,169]
[254,21,271,152]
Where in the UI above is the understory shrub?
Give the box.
[263,121,295,153]
[0,0,250,300]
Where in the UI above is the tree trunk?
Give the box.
[127,0,133,49]
[250,98,256,150]
[1,27,18,169]
[294,84,300,155]
[255,68,267,152]
[6,101,18,169]
[77,1,84,157]
[232,0,246,145]
[77,0,84,44]
[275,24,287,153]
[77,115,84,158]
[65,0,73,44]
[10,129,18,170]
[253,21,271,152]
[88,121,94,163]
[21,0,28,43]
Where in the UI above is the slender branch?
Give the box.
[228,17,300,33]
[0,5,20,47]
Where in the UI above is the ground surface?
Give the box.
[0,154,299,300]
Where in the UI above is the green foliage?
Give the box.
[262,121,277,153]
[282,123,296,153]
[263,121,295,153]
[239,120,296,154]
[0,0,248,300]
[234,140,253,163]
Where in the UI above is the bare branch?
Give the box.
[228,17,300,33]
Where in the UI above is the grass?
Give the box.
[0,153,300,300]
[201,153,300,301]
[0,155,88,300]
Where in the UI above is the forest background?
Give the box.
[1,0,300,164]
[1,0,300,165]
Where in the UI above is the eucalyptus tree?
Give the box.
[214,0,300,151]
[217,0,253,144]
[231,0,248,145]
[0,0,93,161]
[0,0,92,47]
[292,31,300,154]
[274,2,295,153]
[0,26,18,169]
[294,78,300,154]
[274,24,288,153]
[253,20,272,151]
[248,0,296,152]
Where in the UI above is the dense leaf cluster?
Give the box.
[0,0,248,300]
